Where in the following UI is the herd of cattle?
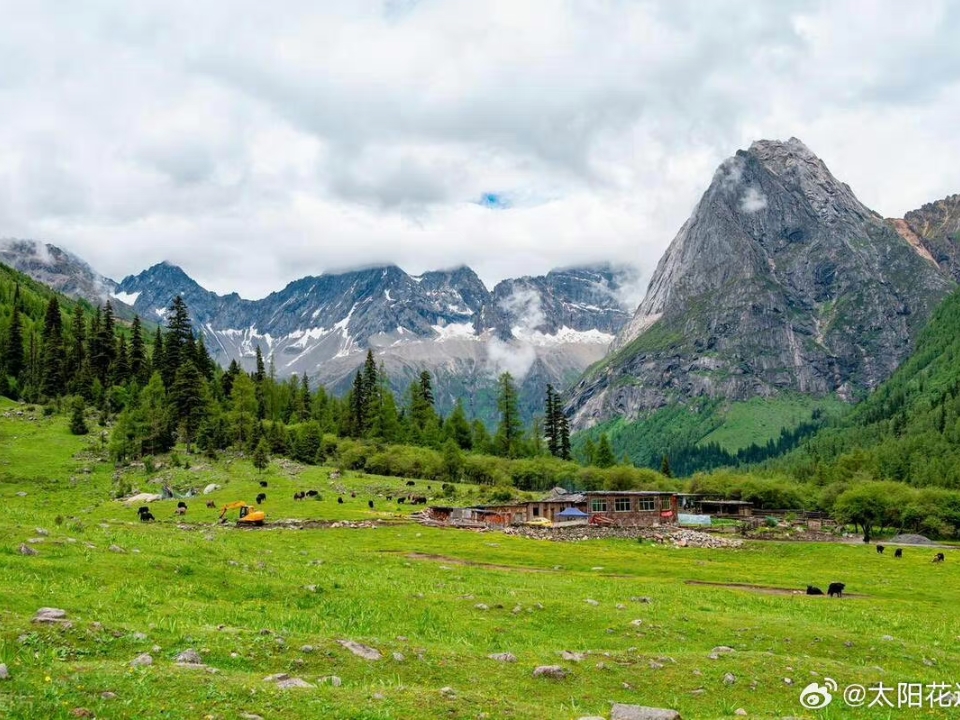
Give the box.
[804,545,947,597]
[134,478,430,522]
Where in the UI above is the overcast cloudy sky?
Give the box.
[1,1,959,299]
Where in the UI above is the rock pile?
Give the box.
[501,524,742,548]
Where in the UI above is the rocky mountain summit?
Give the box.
[0,239,118,304]
[568,138,955,430]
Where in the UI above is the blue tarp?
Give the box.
[557,508,589,518]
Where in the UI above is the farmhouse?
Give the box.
[584,490,678,526]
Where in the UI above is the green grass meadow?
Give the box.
[1,401,959,719]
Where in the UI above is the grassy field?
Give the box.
[2,400,959,719]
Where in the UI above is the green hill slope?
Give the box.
[779,286,960,488]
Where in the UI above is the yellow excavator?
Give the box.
[219,501,266,526]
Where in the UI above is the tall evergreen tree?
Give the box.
[40,297,66,397]
[494,372,522,457]
[162,296,192,387]
[129,316,147,384]
[444,400,473,450]
[557,413,571,461]
[4,304,24,380]
[419,370,434,406]
[171,360,206,447]
[91,302,117,384]
[544,384,559,457]
[595,434,616,468]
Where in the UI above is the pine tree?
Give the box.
[69,397,89,435]
[67,304,87,380]
[419,370,434,406]
[91,302,117,384]
[444,400,473,450]
[151,327,164,378]
[545,384,559,457]
[660,454,673,478]
[494,372,522,457]
[361,351,380,435]
[171,360,206,447]
[111,335,130,387]
[162,296,192,387]
[254,345,266,384]
[230,371,258,449]
[582,436,597,466]
[558,413,571,461]
[4,305,24,379]
[221,359,240,398]
[129,316,147,385]
[252,437,271,474]
[297,374,312,422]
[595,434,616,468]
[40,297,66,397]
[349,370,366,436]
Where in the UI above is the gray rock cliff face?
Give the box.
[569,138,954,430]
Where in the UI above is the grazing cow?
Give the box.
[137,507,155,522]
[806,585,824,595]
[259,481,268,488]
[934,552,946,563]
[176,506,186,516]
[894,548,902,558]
[337,497,344,504]
[138,505,150,515]
[397,497,405,504]
[827,582,845,598]
[427,485,432,490]
[368,500,374,509]
[306,490,318,497]
[876,544,885,554]
[256,493,266,505]
[350,492,356,498]
[294,492,305,501]
[177,501,187,509]
[410,495,427,505]
[405,480,415,486]
[206,500,216,509]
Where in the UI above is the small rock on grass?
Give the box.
[723,673,737,685]
[318,675,342,687]
[130,654,153,667]
[440,686,457,698]
[488,653,517,663]
[532,665,569,679]
[19,544,38,556]
[240,715,265,720]
[100,692,116,700]
[263,673,290,683]
[276,678,315,689]
[735,710,748,717]
[300,645,315,654]
[0,663,10,680]
[585,599,600,606]
[337,640,382,661]
[70,709,94,718]
[610,705,681,720]
[175,649,203,665]
[108,544,125,554]
[561,651,585,662]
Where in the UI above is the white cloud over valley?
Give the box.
[1,1,959,300]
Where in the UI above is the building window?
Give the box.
[614,497,631,512]
[591,498,607,513]
[533,506,540,517]
[639,498,657,512]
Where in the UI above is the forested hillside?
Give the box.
[776,286,960,488]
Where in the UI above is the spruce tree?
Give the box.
[4,305,24,379]
[162,296,192,388]
[660,454,672,478]
[129,316,147,384]
[419,370,434,406]
[558,413,571,461]
[230,371,257,449]
[252,437,271,474]
[91,302,116,384]
[545,384,558,456]
[595,434,616,468]
[349,370,366,436]
[171,360,206,447]
[444,400,473,450]
[494,372,522,457]
[67,304,87,383]
[69,397,89,435]
[40,297,66,397]
[111,335,130,387]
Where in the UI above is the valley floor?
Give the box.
[1,406,958,719]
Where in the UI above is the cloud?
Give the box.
[486,338,538,380]
[499,287,546,333]
[0,1,958,299]
[740,186,768,214]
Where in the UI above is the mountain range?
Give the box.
[0,237,637,422]
[4,137,959,461]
